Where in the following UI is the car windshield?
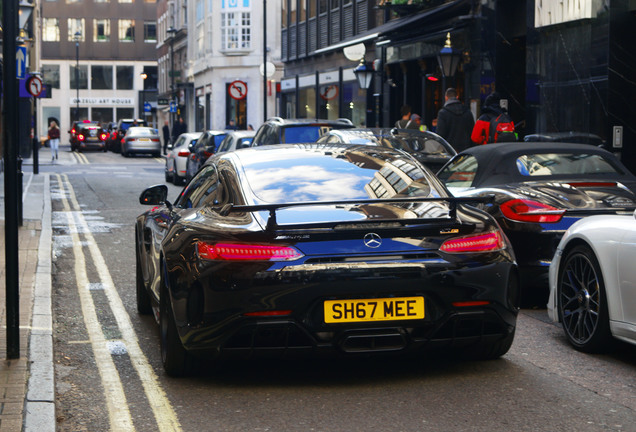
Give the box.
[515,153,621,176]
[241,147,441,204]
[214,134,227,147]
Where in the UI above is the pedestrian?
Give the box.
[226,119,238,130]
[172,117,187,143]
[436,88,475,152]
[162,120,171,155]
[409,113,428,132]
[247,124,254,131]
[395,105,419,130]
[48,120,60,161]
[471,92,517,145]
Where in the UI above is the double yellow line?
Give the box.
[55,173,182,432]
[72,151,90,164]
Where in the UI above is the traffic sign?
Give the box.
[26,75,44,97]
[228,80,247,100]
[144,102,152,112]
[16,46,27,79]
[169,101,177,113]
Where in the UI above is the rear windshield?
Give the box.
[130,127,155,136]
[242,148,440,203]
[515,153,621,176]
[281,126,330,143]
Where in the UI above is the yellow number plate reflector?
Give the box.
[324,297,425,324]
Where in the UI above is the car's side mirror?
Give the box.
[139,184,169,206]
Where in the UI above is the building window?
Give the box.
[94,19,110,42]
[91,65,113,90]
[221,1,251,52]
[42,64,60,89]
[144,22,157,42]
[116,66,134,90]
[68,19,84,41]
[42,18,60,42]
[70,65,88,90]
[119,19,135,42]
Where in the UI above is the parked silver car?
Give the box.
[216,130,255,153]
[165,132,202,185]
[121,127,161,157]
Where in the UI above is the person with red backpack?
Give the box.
[471,92,517,145]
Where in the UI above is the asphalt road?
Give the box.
[45,147,636,432]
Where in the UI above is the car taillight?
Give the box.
[71,129,76,135]
[78,134,85,141]
[197,242,304,261]
[151,138,160,142]
[439,231,505,253]
[100,133,107,140]
[177,151,190,157]
[500,199,565,223]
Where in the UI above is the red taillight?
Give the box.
[500,199,565,223]
[177,150,190,157]
[78,134,85,141]
[71,128,76,135]
[100,133,107,140]
[243,310,292,317]
[197,242,304,261]
[452,301,491,307]
[440,231,505,253]
[151,138,160,142]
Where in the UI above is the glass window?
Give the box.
[94,19,110,42]
[70,65,88,90]
[221,1,251,52]
[437,154,478,188]
[119,19,135,42]
[91,65,113,90]
[116,66,134,90]
[92,108,114,125]
[68,19,84,41]
[70,107,89,122]
[144,22,157,42]
[42,64,60,89]
[116,107,134,121]
[43,18,60,42]
[515,153,620,176]
[319,0,327,14]
[308,0,316,19]
[177,165,219,209]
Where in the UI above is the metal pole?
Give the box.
[3,0,21,359]
[263,0,267,122]
[33,96,39,174]
[75,38,80,121]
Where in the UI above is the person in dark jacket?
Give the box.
[162,120,171,155]
[172,117,187,143]
[395,105,419,130]
[436,88,475,152]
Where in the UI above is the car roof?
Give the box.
[452,142,636,187]
[262,117,355,126]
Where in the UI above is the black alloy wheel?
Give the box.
[558,245,612,353]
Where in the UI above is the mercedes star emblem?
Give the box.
[363,233,382,248]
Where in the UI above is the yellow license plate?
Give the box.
[324,297,424,323]
[138,138,150,142]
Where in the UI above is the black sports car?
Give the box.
[437,142,636,304]
[136,144,519,376]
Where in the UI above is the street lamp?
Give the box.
[18,0,34,40]
[437,32,462,91]
[353,59,374,126]
[166,26,177,142]
[74,31,82,122]
[140,72,147,123]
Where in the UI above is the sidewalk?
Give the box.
[0,165,55,432]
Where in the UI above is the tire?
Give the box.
[557,245,612,353]
[136,244,152,315]
[463,328,516,360]
[160,267,194,377]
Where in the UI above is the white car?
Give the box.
[216,130,255,154]
[165,132,202,185]
[548,209,636,352]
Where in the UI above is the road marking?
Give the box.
[72,151,90,164]
[155,157,165,164]
[55,173,182,432]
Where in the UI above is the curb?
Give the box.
[24,174,55,432]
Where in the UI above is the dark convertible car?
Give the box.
[437,142,636,304]
[136,144,519,376]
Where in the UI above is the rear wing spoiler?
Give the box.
[220,195,494,231]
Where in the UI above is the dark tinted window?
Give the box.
[281,126,323,143]
[176,165,219,209]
